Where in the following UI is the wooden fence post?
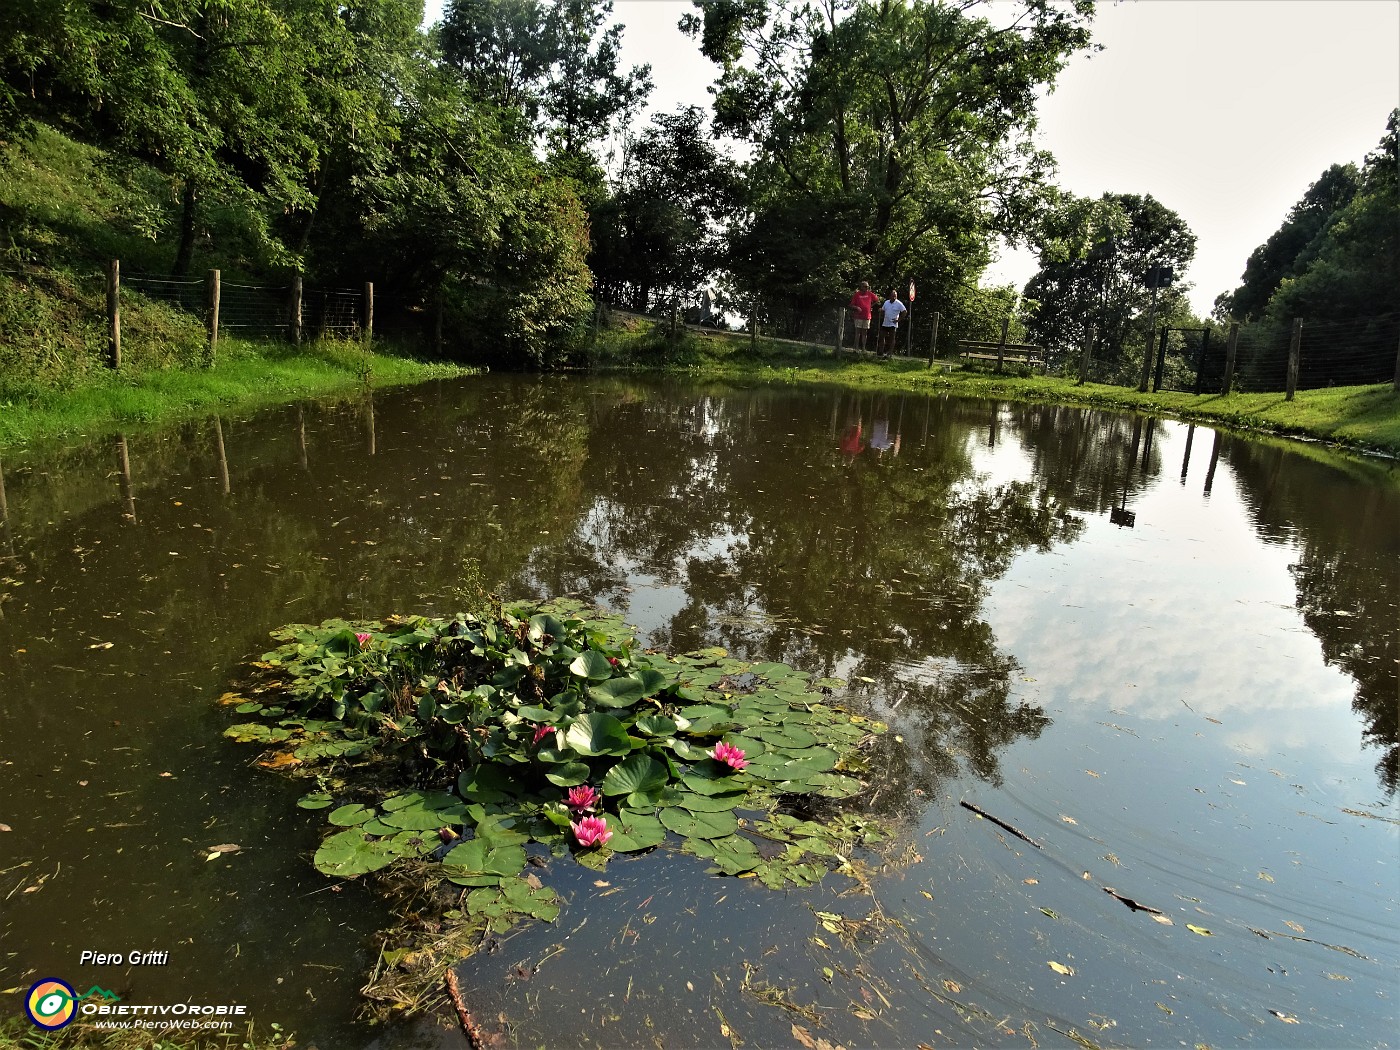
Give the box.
[1286,317,1302,401]
[206,269,220,361]
[290,275,304,345]
[1392,328,1399,393]
[927,311,941,369]
[750,301,757,350]
[1078,325,1096,386]
[995,314,1010,372]
[435,291,444,354]
[107,260,121,369]
[833,307,845,355]
[1223,321,1239,394]
[1153,324,1168,392]
[363,282,374,343]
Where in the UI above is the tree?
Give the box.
[683,0,1093,323]
[591,107,738,310]
[1022,192,1198,370]
[1214,162,1360,322]
[438,0,651,159]
[1256,110,1398,328]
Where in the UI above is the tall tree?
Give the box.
[591,107,738,310]
[1214,162,1360,322]
[1022,191,1197,368]
[438,0,651,159]
[683,0,1093,319]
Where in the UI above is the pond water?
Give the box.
[0,375,1395,1048]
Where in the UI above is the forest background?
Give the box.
[1,0,1396,391]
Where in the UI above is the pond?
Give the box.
[0,375,1395,1048]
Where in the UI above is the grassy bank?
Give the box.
[0,337,475,450]
[592,321,1400,459]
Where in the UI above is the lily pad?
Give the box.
[565,713,632,757]
[602,753,668,796]
[328,804,376,826]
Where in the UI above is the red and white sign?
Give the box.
[908,280,916,302]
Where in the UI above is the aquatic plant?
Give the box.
[570,814,611,847]
[222,599,889,943]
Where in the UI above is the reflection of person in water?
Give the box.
[869,410,900,458]
[840,421,865,457]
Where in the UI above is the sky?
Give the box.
[421,0,1400,318]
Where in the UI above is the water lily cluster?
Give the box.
[227,601,888,914]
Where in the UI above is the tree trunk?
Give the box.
[173,182,197,276]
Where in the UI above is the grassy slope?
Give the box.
[595,322,1400,459]
[0,337,474,449]
[0,127,471,450]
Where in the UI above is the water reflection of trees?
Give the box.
[1225,440,1400,793]
[520,385,1084,803]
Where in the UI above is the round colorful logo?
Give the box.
[25,978,77,1030]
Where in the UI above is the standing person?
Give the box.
[878,287,905,358]
[847,281,879,354]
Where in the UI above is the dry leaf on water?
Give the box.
[1048,961,1074,976]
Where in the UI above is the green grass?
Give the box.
[0,337,475,450]
[592,320,1400,459]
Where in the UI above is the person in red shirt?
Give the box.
[847,281,879,354]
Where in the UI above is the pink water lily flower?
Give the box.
[566,784,601,811]
[711,741,748,771]
[532,724,557,746]
[354,632,372,646]
[571,815,611,848]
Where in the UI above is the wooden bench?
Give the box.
[957,339,1045,372]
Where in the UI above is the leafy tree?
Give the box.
[682,0,1094,323]
[591,107,738,310]
[1257,110,1399,328]
[1022,192,1198,370]
[1214,162,1360,322]
[438,0,651,158]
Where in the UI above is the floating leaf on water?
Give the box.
[1060,814,1078,825]
[1048,961,1074,976]
[602,753,668,796]
[1268,1010,1299,1024]
[1285,920,1305,933]
[328,804,376,827]
[1151,914,1175,926]
[1040,908,1060,920]
[1187,924,1213,936]
[1258,871,1275,882]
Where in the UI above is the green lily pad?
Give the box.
[565,712,631,757]
[328,804,376,826]
[590,676,647,707]
[602,753,668,796]
[296,792,334,810]
[443,839,526,877]
[660,807,739,840]
[633,714,678,737]
[314,829,403,877]
[569,651,613,682]
[544,761,592,788]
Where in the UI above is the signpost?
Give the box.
[906,280,916,355]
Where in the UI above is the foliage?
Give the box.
[591,106,739,311]
[1022,191,1199,370]
[1213,162,1361,323]
[438,0,651,157]
[683,0,1094,321]
[225,601,889,937]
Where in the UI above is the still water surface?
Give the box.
[0,376,1395,1048]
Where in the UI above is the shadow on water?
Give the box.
[0,375,1394,1048]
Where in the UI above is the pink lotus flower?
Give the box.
[354,632,372,646]
[532,725,556,746]
[607,656,619,667]
[566,784,600,811]
[571,815,611,848]
[711,741,748,771]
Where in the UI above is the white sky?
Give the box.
[422,0,1400,318]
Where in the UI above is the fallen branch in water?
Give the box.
[959,800,1042,849]
[445,969,494,1050]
